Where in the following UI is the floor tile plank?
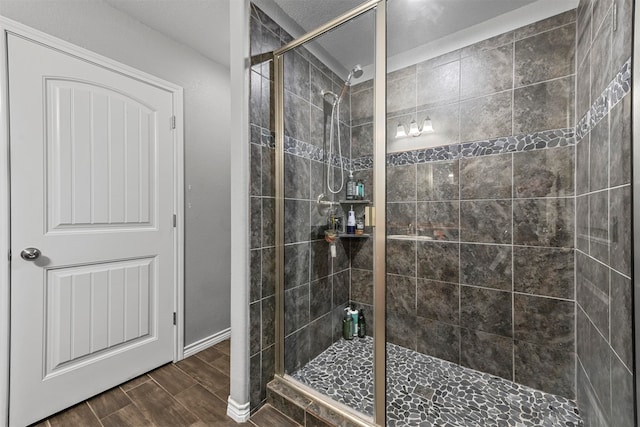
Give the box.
[88,385,132,419]
[174,383,252,426]
[251,404,301,427]
[149,363,198,396]
[120,373,152,392]
[47,402,101,427]
[101,404,153,427]
[194,346,226,365]
[126,380,203,427]
[212,340,230,356]
[176,355,230,398]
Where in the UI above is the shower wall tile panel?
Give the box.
[574,0,634,424]
[248,4,356,409]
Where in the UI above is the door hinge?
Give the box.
[613,3,618,32]
[171,115,176,129]
[8,250,11,261]
[173,312,177,325]
[173,214,177,228]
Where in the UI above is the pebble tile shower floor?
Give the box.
[291,337,583,426]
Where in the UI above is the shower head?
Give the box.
[345,64,363,86]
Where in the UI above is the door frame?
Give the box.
[0,17,185,427]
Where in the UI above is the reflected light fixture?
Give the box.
[395,116,435,138]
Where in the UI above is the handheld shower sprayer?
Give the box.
[338,64,363,103]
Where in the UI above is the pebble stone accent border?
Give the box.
[576,57,632,141]
[292,337,583,427]
[259,57,631,172]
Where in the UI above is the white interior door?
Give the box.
[8,34,176,426]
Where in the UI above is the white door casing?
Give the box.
[7,32,183,427]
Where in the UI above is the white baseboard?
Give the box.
[182,328,231,359]
[226,396,250,422]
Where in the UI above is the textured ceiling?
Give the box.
[103,0,230,67]
[100,0,578,72]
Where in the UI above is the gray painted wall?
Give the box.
[0,0,231,346]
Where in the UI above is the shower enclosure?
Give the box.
[248,0,636,425]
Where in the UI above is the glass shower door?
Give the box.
[273,1,386,424]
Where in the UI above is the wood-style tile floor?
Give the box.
[31,340,299,427]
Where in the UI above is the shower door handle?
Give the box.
[365,207,375,226]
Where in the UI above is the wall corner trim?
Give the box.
[182,328,231,359]
[226,397,251,422]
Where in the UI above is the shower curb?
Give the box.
[267,377,372,427]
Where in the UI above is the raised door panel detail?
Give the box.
[45,258,156,377]
[46,79,156,232]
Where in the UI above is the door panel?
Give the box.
[8,34,175,426]
[46,79,155,231]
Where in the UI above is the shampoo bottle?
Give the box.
[347,206,356,234]
[357,309,366,338]
[343,308,353,340]
[350,306,359,337]
[346,171,356,200]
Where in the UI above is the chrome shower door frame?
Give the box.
[273,0,387,424]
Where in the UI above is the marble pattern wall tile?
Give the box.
[460,286,512,336]
[460,154,512,199]
[416,160,459,201]
[460,44,513,99]
[284,326,310,374]
[284,285,310,336]
[514,24,575,87]
[386,274,417,315]
[609,186,631,276]
[284,51,310,102]
[575,132,589,196]
[514,9,576,40]
[612,0,633,73]
[309,277,331,321]
[460,31,514,58]
[284,243,309,289]
[387,312,417,350]
[416,201,459,241]
[416,318,460,364]
[513,294,574,348]
[416,279,459,324]
[283,199,310,244]
[459,91,512,142]
[387,240,417,277]
[416,60,460,109]
[460,200,512,244]
[514,340,574,397]
[416,241,459,283]
[386,164,416,202]
[308,314,332,361]
[387,73,417,115]
[513,77,575,134]
[610,352,635,427]
[387,202,417,236]
[262,296,275,349]
[609,95,631,187]
[589,190,609,264]
[576,195,589,253]
[589,116,609,192]
[513,198,574,247]
[460,328,513,380]
[351,269,373,306]
[513,147,574,198]
[513,247,574,299]
[610,270,632,369]
[459,244,512,290]
[576,251,609,338]
[590,9,613,101]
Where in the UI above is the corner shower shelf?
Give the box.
[338,233,370,239]
[339,199,371,204]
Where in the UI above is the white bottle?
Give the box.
[347,206,356,234]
